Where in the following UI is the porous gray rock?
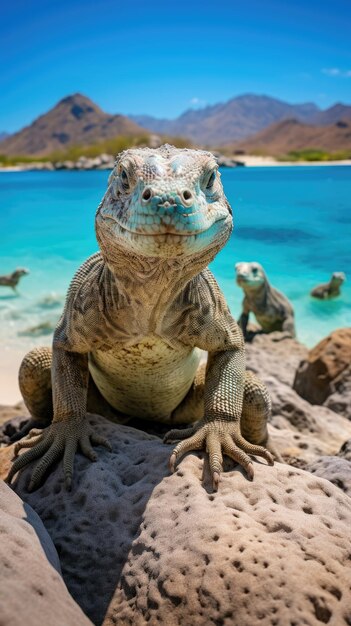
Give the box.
[245,334,308,387]
[307,456,351,497]
[11,415,351,626]
[325,364,351,420]
[0,402,30,444]
[338,438,351,462]
[0,480,93,626]
[244,336,351,464]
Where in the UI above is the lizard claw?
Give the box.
[169,452,177,473]
[212,471,220,491]
[165,420,273,489]
[7,420,112,491]
[246,462,254,481]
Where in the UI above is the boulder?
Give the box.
[267,376,351,449]
[338,438,351,462]
[307,456,351,497]
[0,480,93,626]
[293,328,351,405]
[10,415,351,626]
[324,365,351,420]
[245,334,308,387]
[0,402,30,445]
[244,336,351,464]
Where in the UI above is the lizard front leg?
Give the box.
[165,350,273,489]
[281,314,296,338]
[7,348,111,490]
[238,297,250,340]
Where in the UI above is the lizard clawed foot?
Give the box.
[6,420,112,491]
[164,420,273,488]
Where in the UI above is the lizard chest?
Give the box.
[88,335,201,420]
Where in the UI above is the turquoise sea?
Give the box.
[0,166,350,351]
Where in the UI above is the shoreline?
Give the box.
[234,155,351,167]
[1,156,351,172]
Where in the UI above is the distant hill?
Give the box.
[0,94,146,156]
[0,132,9,142]
[311,103,351,125]
[130,94,323,145]
[2,93,351,157]
[229,118,351,156]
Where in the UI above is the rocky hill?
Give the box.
[0,94,146,157]
[312,103,351,125]
[2,93,351,157]
[130,94,351,146]
[229,118,351,156]
[131,94,320,145]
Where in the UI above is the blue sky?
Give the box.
[1,0,351,132]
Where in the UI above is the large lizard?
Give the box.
[8,145,275,492]
[236,261,296,339]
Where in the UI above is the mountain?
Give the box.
[311,103,351,125]
[0,94,146,156]
[130,95,322,145]
[0,132,10,142]
[2,93,351,157]
[229,118,351,156]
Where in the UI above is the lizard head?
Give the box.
[331,271,346,285]
[235,262,266,291]
[95,145,232,260]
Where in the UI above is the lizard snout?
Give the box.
[141,187,195,210]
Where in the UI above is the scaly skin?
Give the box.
[236,261,296,339]
[8,145,276,492]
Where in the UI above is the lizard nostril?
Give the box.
[142,187,152,202]
[181,189,193,205]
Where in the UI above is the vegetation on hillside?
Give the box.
[0,134,192,166]
[278,149,351,162]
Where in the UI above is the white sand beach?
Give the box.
[235,155,351,166]
[0,348,24,404]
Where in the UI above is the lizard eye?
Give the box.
[205,170,216,190]
[120,167,130,191]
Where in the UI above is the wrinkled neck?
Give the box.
[102,242,222,311]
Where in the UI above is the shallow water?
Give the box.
[0,166,350,351]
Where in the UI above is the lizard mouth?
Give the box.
[102,213,226,237]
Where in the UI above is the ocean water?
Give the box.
[0,166,350,353]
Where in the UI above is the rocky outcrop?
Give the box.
[325,365,351,420]
[0,401,30,445]
[339,438,351,462]
[0,480,93,626]
[245,334,308,387]
[307,456,351,496]
[8,415,351,626]
[293,328,351,405]
[244,334,351,465]
[2,334,351,625]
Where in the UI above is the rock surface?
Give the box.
[293,328,351,405]
[0,400,29,429]
[245,333,308,387]
[244,334,351,464]
[10,414,351,626]
[325,364,351,420]
[338,438,351,462]
[0,480,93,626]
[307,456,351,497]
